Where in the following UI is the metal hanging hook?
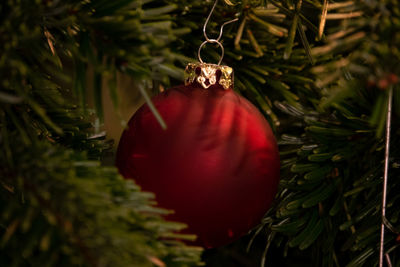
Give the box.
[203,0,239,42]
[198,0,238,65]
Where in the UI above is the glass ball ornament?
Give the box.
[116,63,280,248]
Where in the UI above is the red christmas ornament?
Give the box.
[116,63,280,248]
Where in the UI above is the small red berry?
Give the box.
[378,78,389,90]
[388,73,399,84]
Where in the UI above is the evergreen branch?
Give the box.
[0,137,203,266]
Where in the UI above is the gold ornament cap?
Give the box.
[184,63,234,90]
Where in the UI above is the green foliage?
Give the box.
[0,137,202,266]
[1,0,400,266]
[165,0,400,265]
[0,0,203,266]
[254,0,400,266]
[312,0,400,136]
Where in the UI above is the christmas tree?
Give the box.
[1,0,399,266]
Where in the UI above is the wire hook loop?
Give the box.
[198,39,224,65]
